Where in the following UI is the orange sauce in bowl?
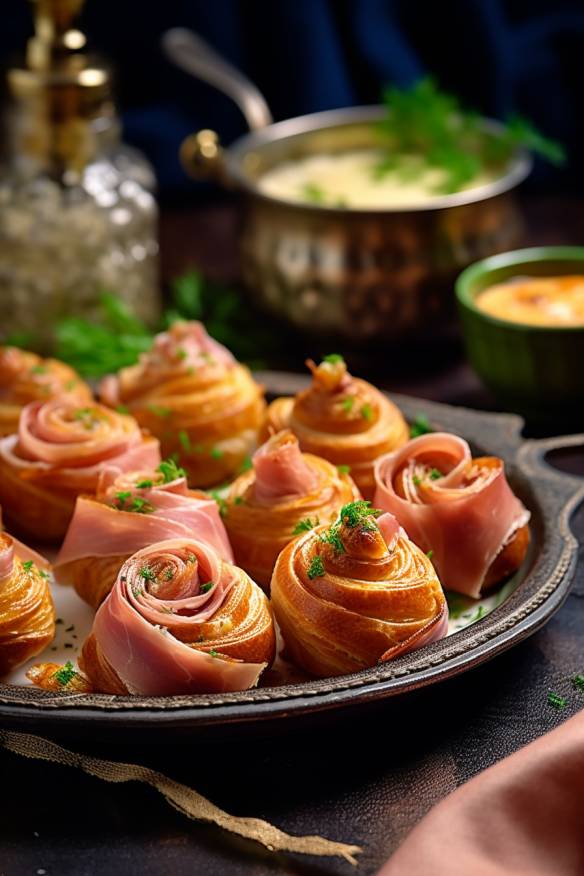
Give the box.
[477,275,584,327]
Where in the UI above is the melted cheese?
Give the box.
[258,149,496,209]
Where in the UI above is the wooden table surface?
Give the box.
[1,195,584,876]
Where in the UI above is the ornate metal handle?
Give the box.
[518,433,584,500]
[162,27,273,132]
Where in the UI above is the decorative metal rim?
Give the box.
[1,382,582,729]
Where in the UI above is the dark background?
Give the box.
[3,0,584,200]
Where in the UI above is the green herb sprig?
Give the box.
[377,77,565,194]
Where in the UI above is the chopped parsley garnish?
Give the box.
[157,458,186,483]
[426,549,434,560]
[293,517,320,535]
[73,407,98,429]
[178,430,191,452]
[209,490,227,518]
[339,500,381,530]
[38,569,49,579]
[116,404,130,414]
[547,692,567,710]
[360,403,373,421]
[64,379,78,391]
[323,353,344,365]
[410,414,432,438]
[130,496,154,514]
[320,525,345,555]
[187,553,197,564]
[147,404,172,418]
[234,496,244,505]
[341,397,354,413]
[135,479,153,489]
[200,581,214,593]
[139,566,156,582]
[176,348,188,360]
[210,447,223,460]
[572,674,584,692]
[209,649,220,658]
[52,661,77,686]
[337,464,351,474]
[307,555,325,579]
[239,456,252,473]
[412,475,421,486]
[301,182,326,204]
[472,605,485,622]
[114,490,132,508]
[429,468,443,480]
[30,364,48,375]
[22,560,34,573]
[164,568,175,581]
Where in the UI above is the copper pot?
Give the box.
[164,29,532,344]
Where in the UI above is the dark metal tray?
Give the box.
[1,374,582,736]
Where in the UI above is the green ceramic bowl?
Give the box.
[456,247,584,422]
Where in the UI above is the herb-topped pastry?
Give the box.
[51,538,275,696]
[55,458,232,609]
[374,433,530,598]
[0,399,160,542]
[0,532,55,675]
[262,356,408,498]
[223,430,359,590]
[99,321,266,488]
[0,346,92,437]
[270,501,447,677]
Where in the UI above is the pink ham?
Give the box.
[92,539,265,695]
[375,511,401,551]
[374,433,530,598]
[253,430,318,502]
[0,399,160,491]
[55,472,233,571]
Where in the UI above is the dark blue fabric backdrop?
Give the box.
[3,0,584,200]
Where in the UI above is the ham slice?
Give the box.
[374,433,530,598]
[0,399,160,491]
[253,430,319,502]
[92,539,265,695]
[56,471,233,569]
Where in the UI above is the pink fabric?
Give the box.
[253,431,318,502]
[56,473,232,569]
[93,538,266,695]
[374,433,530,598]
[379,710,584,876]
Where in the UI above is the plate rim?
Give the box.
[1,380,583,728]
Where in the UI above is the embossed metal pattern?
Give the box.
[0,376,582,731]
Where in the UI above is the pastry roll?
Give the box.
[374,433,530,598]
[224,430,359,589]
[0,345,92,437]
[55,459,233,609]
[271,500,447,677]
[0,532,55,675]
[79,538,276,695]
[0,399,160,542]
[262,356,408,498]
[99,321,266,488]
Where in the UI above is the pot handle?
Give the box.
[162,27,273,131]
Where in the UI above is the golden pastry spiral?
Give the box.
[263,356,408,498]
[80,538,276,695]
[224,430,359,589]
[271,501,447,677]
[0,533,55,675]
[99,321,266,487]
[0,399,160,542]
[0,346,92,437]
